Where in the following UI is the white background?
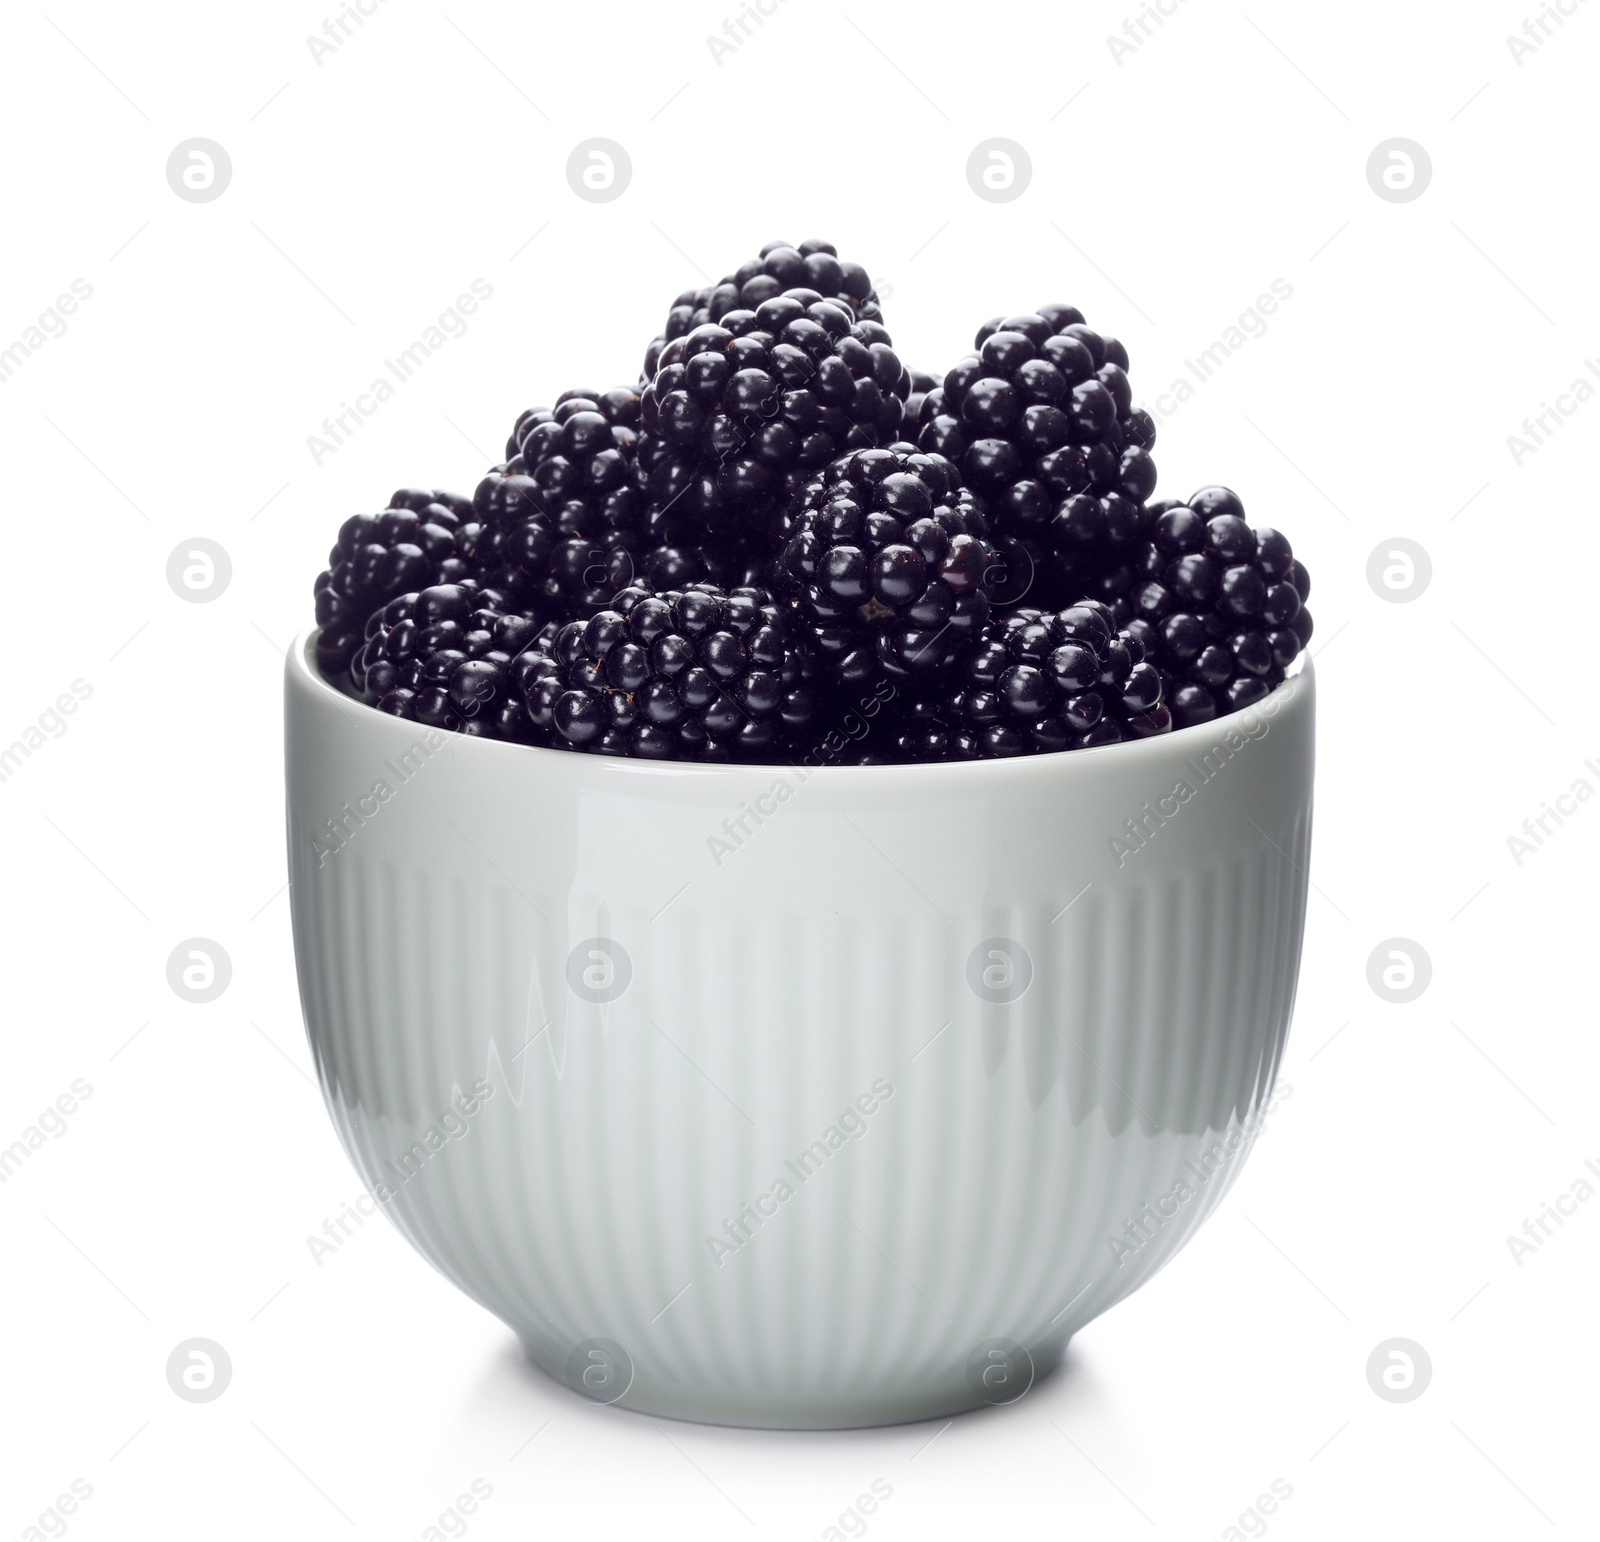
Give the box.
[2,0,1596,1537]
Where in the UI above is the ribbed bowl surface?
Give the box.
[286,635,1315,1427]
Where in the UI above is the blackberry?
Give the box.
[643,239,884,382]
[917,305,1158,609]
[639,293,907,550]
[470,389,647,615]
[883,600,1170,760]
[777,446,995,686]
[1113,486,1313,729]
[353,578,505,694]
[313,487,478,678]
[521,582,819,761]
[505,386,642,462]
[365,585,555,741]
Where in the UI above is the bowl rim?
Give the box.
[288,626,1312,786]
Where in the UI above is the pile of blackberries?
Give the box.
[312,240,1312,763]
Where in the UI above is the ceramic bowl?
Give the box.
[285,632,1314,1428]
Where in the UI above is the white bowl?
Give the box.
[285,632,1314,1428]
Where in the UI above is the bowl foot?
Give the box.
[515,1333,1068,1431]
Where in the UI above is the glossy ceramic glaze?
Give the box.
[285,631,1315,1427]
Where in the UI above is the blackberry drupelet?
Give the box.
[642,239,884,383]
[313,487,477,678]
[521,582,819,761]
[470,388,647,616]
[1113,485,1313,729]
[880,600,1169,761]
[640,294,907,558]
[918,305,1159,610]
[777,446,995,686]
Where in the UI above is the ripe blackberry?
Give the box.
[313,487,478,678]
[353,578,505,694]
[881,601,1170,760]
[777,446,995,686]
[1113,486,1313,729]
[470,389,647,615]
[918,305,1159,609]
[521,582,818,761]
[364,585,555,741]
[639,293,907,550]
[642,239,884,382]
[504,387,642,463]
